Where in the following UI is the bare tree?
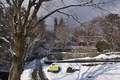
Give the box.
[75,17,102,47]
[0,0,118,80]
[55,18,73,46]
[100,13,120,51]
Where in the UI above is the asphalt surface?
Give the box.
[32,61,48,80]
[32,69,47,80]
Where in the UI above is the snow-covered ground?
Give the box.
[21,52,120,80]
[43,62,120,80]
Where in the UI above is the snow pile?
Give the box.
[94,54,108,59]
[21,69,34,80]
[94,54,120,59]
[21,53,120,80]
[21,59,39,80]
[42,53,120,80]
[43,62,120,80]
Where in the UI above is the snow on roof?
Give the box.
[94,54,120,59]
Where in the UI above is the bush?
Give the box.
[116,42,120,51]
[96,41,109,52]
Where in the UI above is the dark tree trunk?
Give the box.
[8,56,23,80]
[8,36,25,80]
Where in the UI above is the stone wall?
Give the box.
[47,52,99,60]
[47,46,98,60]
[51,46,97,53]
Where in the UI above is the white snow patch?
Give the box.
[1,37,9,43]
[21,69,34,80]
[21,53,120,80]
[94,54,120,59]
[43,62,120,80]
[21,59,40,80]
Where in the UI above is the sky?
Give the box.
[1,0,120,30]
[41,0,120,30]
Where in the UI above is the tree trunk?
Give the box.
[8,36,25,80]
[8,56,23,80]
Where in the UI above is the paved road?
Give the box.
[32,69,47,80]
[32,60,48,80]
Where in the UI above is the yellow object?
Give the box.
[49,66,59,71]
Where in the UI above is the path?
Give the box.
[32,60,48,80]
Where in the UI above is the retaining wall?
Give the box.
[47,52,100,60]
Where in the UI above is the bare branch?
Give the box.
[57,11,81,24]
[6,0,12,6]
[22,0,36,30]
[29,0,44,20]
[92,0,118,14]
[33,0,94,27]
[22,0,45,34]
[24,32,43,60]
[12,0,17,7]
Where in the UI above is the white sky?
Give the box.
[1,0,120,30]
[41,0,120,30]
